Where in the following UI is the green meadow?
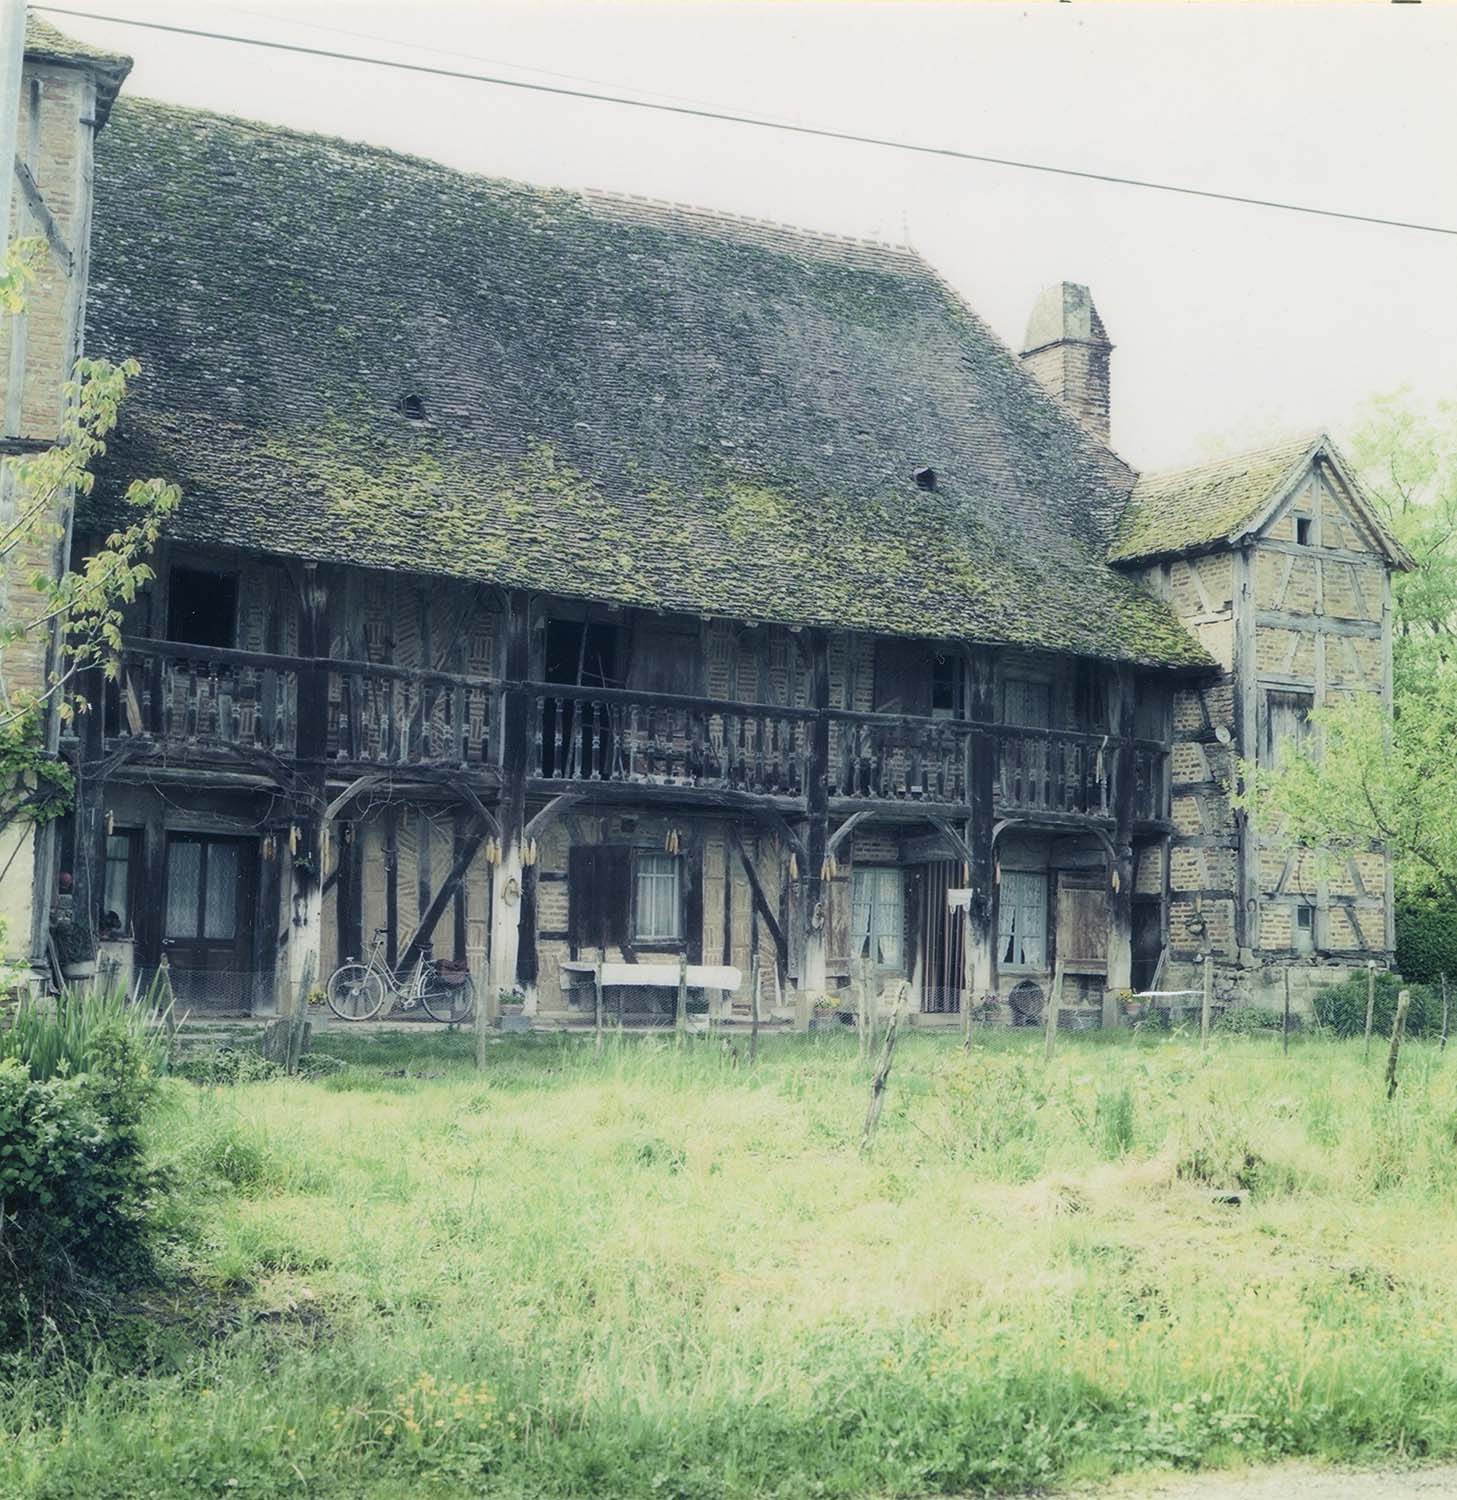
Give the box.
[6,1026,1457,1499]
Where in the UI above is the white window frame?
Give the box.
[633,852,682,943]
[851,866,905,970]
[998,869,1048,969]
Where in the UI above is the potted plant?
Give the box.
[52,919,98,983]
[809,994,839,1033]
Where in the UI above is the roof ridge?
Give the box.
[1135,430,1324,489]
[116,93,921,269]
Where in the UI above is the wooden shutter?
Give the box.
[568,846,632,955]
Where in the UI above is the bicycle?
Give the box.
[326,928,476,1023]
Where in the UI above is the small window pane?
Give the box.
[998,869,1047,968]
[102,833,133,932]
[165,840,201,938]
[634,853,680,942]
[851,867,904,969]
[203,842,240,940]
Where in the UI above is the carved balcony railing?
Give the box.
[98,639,497,769]
[91,644,1168,822]
[527,682,814,795]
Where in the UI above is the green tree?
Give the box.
[1249,392,1457,915]
[0,242,180,833]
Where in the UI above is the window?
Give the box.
[931,652,961,720]
[998,869,1048,968]
[1003,677,1051,729]
[165,836,242,941]
[166,566,238,649]
[633,853,681,943]
[852,867,904,968]
[99,828,140,938]
[1295,903,1316,952]
[1262,690,1314,768]
[1295,516,1313,547]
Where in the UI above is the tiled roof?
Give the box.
[81,97,1211,670]
[1110,435,1322,565]
[24,17,131,128]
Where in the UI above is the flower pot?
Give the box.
[61,959,98,982]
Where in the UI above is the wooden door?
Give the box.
[1056,876,1108,970]
[918,860,965,1014]
[162,833,257,1012]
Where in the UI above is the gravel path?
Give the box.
[1073,1462,1457,1498]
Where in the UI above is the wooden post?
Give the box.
[1200,952,1213,1048]
[1282,967,1292,1056]
[1045,956,1063,1063]
[1363,960,1377,1062]
[288,562,330,1020]
[593,959,604,1056]
[486,591,532,1066]
[1442,971,1450,1051]
[1385,987,1410,1100]
[749,951,761,1066]
[798,629,832,1031]
[1104,668,1138,1028]
[861,981,908,1153]
[675,951,688,1046]
[964,648,997,1039]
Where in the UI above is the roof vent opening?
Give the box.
[399,392,427,422]
[913,466,937,491]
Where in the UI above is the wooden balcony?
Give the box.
[88,640,1169,825]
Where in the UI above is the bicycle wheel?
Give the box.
[327,963,387,1021]
[421,971,475,1025]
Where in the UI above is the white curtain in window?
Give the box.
[634,853,681,941]
[851,867,903,967]
[998,869,1047,967]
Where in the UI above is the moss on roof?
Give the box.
[83,97,1210,670]
[1110,435,1321,565]
[24,17,131,127]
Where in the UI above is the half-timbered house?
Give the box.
[1,23,1411,1026]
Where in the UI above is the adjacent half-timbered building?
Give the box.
[3,24,1411,1025]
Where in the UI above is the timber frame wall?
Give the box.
[65,539,1183,1021]
[1141,452,1395,1004]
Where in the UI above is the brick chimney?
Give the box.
[1019,282,1112,445]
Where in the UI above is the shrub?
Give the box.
[1312,971,1435,1038]
[1395,895,1457,987]
[295,1052,347,1079]
[174,1047,280,1087]
[1215,1005,1284,1034]
[0,1021,164,1343]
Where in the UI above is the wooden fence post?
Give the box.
[593,960,604,1056]
[1363,961,1377,1063]
[1282,967,1292,1056]
[749,953,760,1066]
[861,981,908,1153]
[1385,988,1411,1100]
[856,955,868,1060]
[1200,953,1213,1049]
[1044,956,1064,1063]
[675,952,688,1046]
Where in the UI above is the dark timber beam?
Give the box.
[964,649,997,1008]
[729,826,787,971]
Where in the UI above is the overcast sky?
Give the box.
[44,0,1457,472]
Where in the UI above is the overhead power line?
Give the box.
[38,4,1457,240]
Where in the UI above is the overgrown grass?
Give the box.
[5,1026,1457,1498]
